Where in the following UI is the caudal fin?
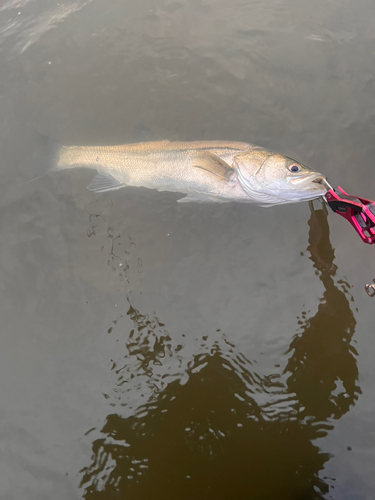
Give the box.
[25,133,63,184]
[38,133,63,172]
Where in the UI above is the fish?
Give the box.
[53,139,328,206]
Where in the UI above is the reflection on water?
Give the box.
[79,204,360,499]
[104,301,174,408]
[285,203,361,421]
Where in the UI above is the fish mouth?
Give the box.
[290,173,329,191]
[312,176,333,190]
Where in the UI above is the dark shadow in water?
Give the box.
[285,203,360,422]
[79,204,360,500]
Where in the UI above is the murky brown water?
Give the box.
[1,1,375,499]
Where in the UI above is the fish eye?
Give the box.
[289,164,301,172]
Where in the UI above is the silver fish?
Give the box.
[54,140,328,206]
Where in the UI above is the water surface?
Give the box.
[1,0,375,499]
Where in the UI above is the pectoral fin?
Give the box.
[87,173,124,192]
[192,152,233,180]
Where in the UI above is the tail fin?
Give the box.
[38,133,63,172]
[25,133,63,185]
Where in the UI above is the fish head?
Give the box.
[233,148,329,206]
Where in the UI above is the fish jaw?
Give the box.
[289,172,326,188]
[287,172,329,200]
